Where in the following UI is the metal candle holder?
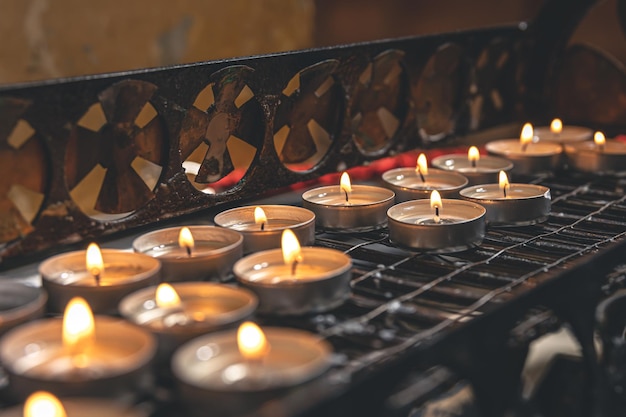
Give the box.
[387,199,486,252]
[431,154,513,185]
[0,283,47,336]
[381,167,468,201]
[564,141,626,175]
[485,139,562,175]
[214,205,315,254]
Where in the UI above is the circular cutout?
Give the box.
[0,97,47,243]
[350,50,407,155]
[65,80,166,221]
[179,66,263,194]
[273,60,342,172]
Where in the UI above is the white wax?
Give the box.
[50,265,147,287]
[432,154,512,173]
[224,219,299,232]
[461,184,546,200]
[486,139,562,156]
[243,263,334,284]
[142,241,229,259]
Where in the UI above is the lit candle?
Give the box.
[460,171,551,226]
[234,229,352,315]
[485,123,563,175]
[431,146,513,186]
[172,322,331,416]
[119,282,257,361]
[0,298,156,399]
[40,244,161,314]
[381,153,468,201]
[534,118,592,144]
[1,390,148,417]
[302,172,395,231]
[214,205,315,254]
[133,225,243,282]
[0,283,47,336]
[387,190,486,252]
[564,131,626,175]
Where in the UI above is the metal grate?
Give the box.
[247,171,626,417]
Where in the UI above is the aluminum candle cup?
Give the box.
[1,397,149,417]
[234,248,352,315]
[387,200,486,253]
[431,154,513,185]
[133,226,243,282]
[564,140,626,175]
[0,283,47,335]
[485,139,563,175]
[0,317,156,399]
[381,167,468,201]
[460,184,551,226]
[214,205,315,253]
[119,283,258,361]
[302,185,395,232]
[172,327,332,417]
[40,250,160,314]
[534,125,592,143]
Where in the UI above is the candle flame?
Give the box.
[499,170,510,198]
[550,118,563,134]
[237,321,270,361]
[594,131,606,150]
[416,153,429,177]
[340,172,352,202]
[178,227,195,255]
[468,146,480,164]
[254,207,267,229]
[62,297,95,356]
[520,123,534,150]
[156,283,181,309]
[24,391,67,417]
[85,243,104,281]
[281,229,302,269]
[430,190,442,224]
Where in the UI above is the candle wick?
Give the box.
[344,189,349,203]
[260,222,265,231]
[92,270,101,286]
[418,169,426,183]
[521,143,528,152]
[291,259,299,276]
[185,246,192,257]
[503,186,508,198]
[598,144,605,153]
[434,206,440,224]
[471,160,476,168]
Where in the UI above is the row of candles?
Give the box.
[1,119,625,416]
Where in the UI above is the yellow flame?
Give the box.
[520,123,534,148]
[237,321,270,361]
[178,227,195,252]
[156,283,181,309]
[62,297,95,356]
[499,170,510,196]
[85,243,104,279]
[468,146,480,163]
[550,118,563,134]
[430,190,442,223]
[254,207,267,226]
[340,172,352,195]
[594,131,606,147]
[416,153,429,176]
[24,391,67,417]
[281,229,303,267]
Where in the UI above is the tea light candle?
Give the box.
[381,153,468,201]
[0,298,156,399]
[40,244,161,314]
[564,131,626,174]
[119,282,257,361]
[172,322,331,417]
[431,146,513,185]
[214,205,315,253]
[485,123,563,175]
[234,229,352,315]
[387,190,486,252]
[534,118,592,144]
[302,172,395,232]
[460,171,551,226]
[0,283,47,335]
[1,391,148,417]
[133,226,243,282]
